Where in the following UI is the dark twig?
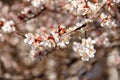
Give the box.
[15,7,46,26]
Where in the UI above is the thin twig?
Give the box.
[13,7,46,38]
[14,7,46,26]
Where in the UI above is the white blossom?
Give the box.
[101,19,117,28]
[100,12,108,19]
[51,31,59,43]
[31,0,44,8]
[0,18,6,22]
[44,40,56,49]
[103,38,111,47]
[21,7,31,14]
[57,41,67,48]
[51,31,70,48]
[81,37,96,48]
[73,37,96,61]
[1,20,16,33]
[57,35,70,48]
[24,33,35,45]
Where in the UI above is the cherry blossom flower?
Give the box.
[31,0,45,8]
[21,7,31,14]
[100,13,118,28]
[24,33,35,45]
[1,19,16,33]
[103,38,111,47]
[73,37,96,61]
[57,35,70,48]
[31,0,41,7]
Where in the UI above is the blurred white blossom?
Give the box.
[103,38,111,47]
[1,19,16,33]
[31,0,45,8]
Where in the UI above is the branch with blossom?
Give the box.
[0,0,119,62]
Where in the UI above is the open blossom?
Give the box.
[43,35,56,49]
[24,33,42,46]
[57,35,70,48]
[0,19,16,33]
[57,40,69,48]
[21,7,31,14]
[69,0,78,8]
[24,33,35,45]
[31,0,45,8]
[81,37,96,48]
[51,30,70,48]
[24,33,45,60]
[73,37,96,61]
[31,0,41,7]
[0,18,6,23]
[100,13,117,28]
[101,19,117,28]
[103,38,111,47]
[44,40,56,48]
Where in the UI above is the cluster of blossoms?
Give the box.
[23,17,96,61]
[31,0,45,8]
[24,25,70,60]
[95,32,111,47]
[64,0,101,17]
[73,38,96,61]
[64,0,118,28]
[0,0,119,62]
[0,18,16,33]
[99,12,117,28]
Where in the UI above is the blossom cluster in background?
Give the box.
[0,18,16,33]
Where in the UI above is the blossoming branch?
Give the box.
[0,0,119,61]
